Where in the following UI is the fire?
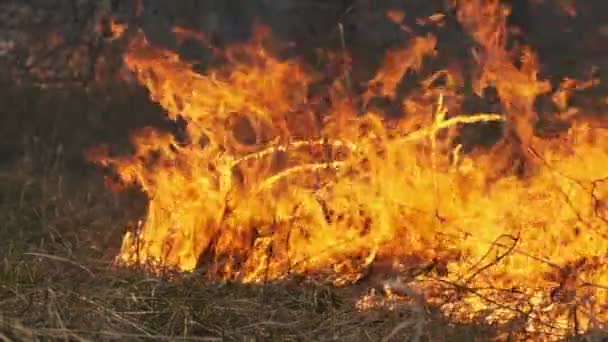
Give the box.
[89,1,608,338]
[97,18,128,41]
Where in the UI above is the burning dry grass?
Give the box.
[0,162,606,341]
[0,160,492,341]
[2,127,605,340]
[83,2,608,338]
[4,1,608,341]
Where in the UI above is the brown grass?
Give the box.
[1,96,607,342]
[0,165,478,341]
[0,88,481,341]
[4,9,608,332]
[0,147,494,342]
[2,2,608,340]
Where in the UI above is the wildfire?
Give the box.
[88,0,608,339]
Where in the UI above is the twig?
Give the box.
[74,293,156,337]
[463,234,519,285]
[430,94,452,225]
[441,228,563,270]
[230,138,359,169]
[23,252,95,278]
[254,161,346,193]
[381,320,417,342]
[246,110,504,193]
[397,112,505,144]
[429,277,564,333]
[32,329,220,341]
[337,22,353,96]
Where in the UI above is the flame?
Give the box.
[363,35,437,106]
[89,1,608,338]
[386,9,406,24]
[97,18,128,41]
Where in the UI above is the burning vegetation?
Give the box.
[86,0,608,339]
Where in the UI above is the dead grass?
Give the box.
[3,126,608,342]
[3,41,608,338]
[2,2,608,340]
[0,138,491,341]
[2,98,608,342]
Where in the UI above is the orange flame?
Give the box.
[89,1,608,338]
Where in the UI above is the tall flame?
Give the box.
[89,1,608,338]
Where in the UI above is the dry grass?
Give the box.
[3,34,608,337]
[0,128,496,341]
[2,2,608,340]
[3,124,608,342]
